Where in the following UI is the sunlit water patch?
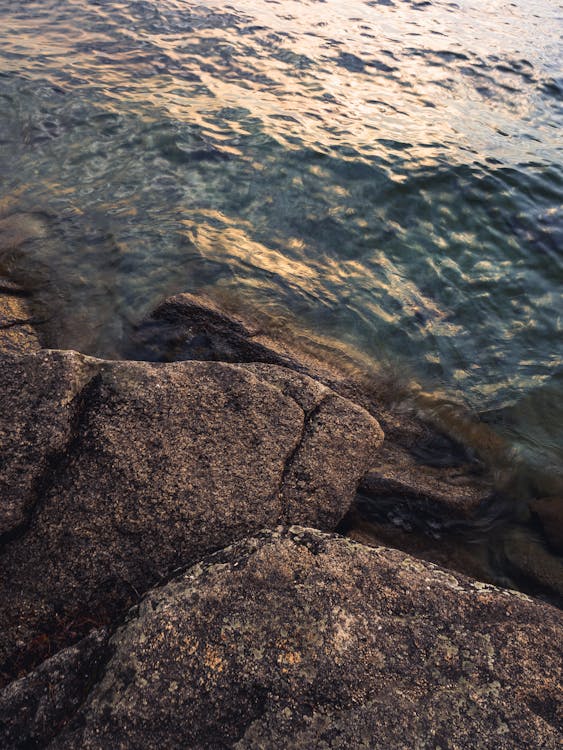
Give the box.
[0,0,561,482]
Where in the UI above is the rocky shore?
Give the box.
[0,282,561,748]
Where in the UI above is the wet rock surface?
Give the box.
[128,292,317,373]
[358,439,492,522]
[0,350,381,680]
[0,279,41,356]
[48,528,562,750]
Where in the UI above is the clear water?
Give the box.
[0,0,562,479]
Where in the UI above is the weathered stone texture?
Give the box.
[0,350,98,538]
[0,352,381,674]
[50,528,563,749]
[0,281,41,356]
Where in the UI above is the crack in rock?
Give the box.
[279,396,331,525]
[0,351,102,547]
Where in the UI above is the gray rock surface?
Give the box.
[50,527,563,749]
[0,351,382,678]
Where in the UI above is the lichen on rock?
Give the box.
[48,528,563,749]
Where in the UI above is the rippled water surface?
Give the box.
[0,0,562,475]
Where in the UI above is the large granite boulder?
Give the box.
[0,351,382,680]
[131,293,499,519]
[27,527,561,749]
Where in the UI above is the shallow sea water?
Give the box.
[0,2,561,504]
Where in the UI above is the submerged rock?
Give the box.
[129,292,288,360]
[0,350,382,679]
[529,496,563,553]
[46,528,562,749]
[502,527,563,600]
[0,279,41,356]
[358,439,492,522]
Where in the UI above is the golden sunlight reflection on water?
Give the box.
[3,0,560,166]
[0,0,561,480]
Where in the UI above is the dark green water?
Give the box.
[0,0,561,482]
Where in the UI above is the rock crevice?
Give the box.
[278,395,329,524]
[0,350,102,544]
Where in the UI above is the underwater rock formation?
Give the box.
[0,279,40,356]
